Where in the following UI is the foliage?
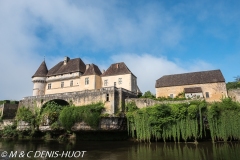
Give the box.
[100,113,110,117]
[140,91,187,101]
[16,107,35,124]
[126,100,207,142]
[226,81,240,90]
[40,101,66,126]
[0,100,19,105]
[1,125,17,138]
[176,92,185,98]
[59,103,104,130]
[141,91,155,98]
[156,96,187,101]
[234,76,240,82]
[207,98,240,142]
[126,98,240,142]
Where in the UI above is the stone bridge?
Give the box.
[19,87,137,114]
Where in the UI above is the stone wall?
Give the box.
[19,87,137,114]
[156,82,228,102]
[17,117,127,132]
[125,98,202,109]
[1,103,18,119]
[228,89,240,102]
[71,117,127,131]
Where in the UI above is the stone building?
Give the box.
[28,56,140,114]
[155,70,228,102]
[32,57,140,96]
[101,62,141,94]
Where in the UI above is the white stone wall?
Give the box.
[32,77,47,96]
[102,74,138,93]
[185,93,204,99]
[156,82,228,102]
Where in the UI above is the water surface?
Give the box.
[0,139,239,160]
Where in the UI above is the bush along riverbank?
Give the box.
[126,98,240,143]
[0,102,105,141]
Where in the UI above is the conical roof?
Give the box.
[32,61,48,78]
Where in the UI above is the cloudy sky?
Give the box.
[1,0,240,100]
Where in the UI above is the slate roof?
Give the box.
[32,61,48,78]
[47,58,86,76]
[155,69,225,88]
[101,62,134,77]
[184,87,202,93]
[83,64,102,76]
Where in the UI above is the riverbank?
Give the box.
[1,98,240,143]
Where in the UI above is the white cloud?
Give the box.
[111,54,214,95]
[0,1,201,100]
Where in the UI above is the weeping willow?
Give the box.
[126,101,206,142]
[126,98,240,142]
[207,98,240,142]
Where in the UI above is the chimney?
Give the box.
[86,64,90,70]
[102,69,105,73]
[64,56,70,65]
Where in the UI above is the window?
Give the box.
[70,80,73,87]
[85,77,89,85]
[61,82,64,88]
[114,82,116,87]
[205,92,209,98]
[170,94,174,98]
[48,83,51,89]
[106,94,109,101]
[118,78,122,85]
[104,80,108,86]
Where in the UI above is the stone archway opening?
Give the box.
[42,99,69,108]
[40,99,70,127]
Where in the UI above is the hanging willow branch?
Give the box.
[126,98,240,142]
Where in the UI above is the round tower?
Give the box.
[32,61,48,96]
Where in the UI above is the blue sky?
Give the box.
[0,0,240,100]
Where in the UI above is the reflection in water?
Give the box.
[0,140,240,160]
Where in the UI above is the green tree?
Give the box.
[226,76,240,90]
[142,91,155,98]
[234,76,240,82]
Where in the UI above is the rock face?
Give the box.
[17,117,127,132]
[71,117,127,131]
[228,89,240,102]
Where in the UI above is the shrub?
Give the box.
[59,103,104,130]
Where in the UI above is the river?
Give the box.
[0,139,239,160]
